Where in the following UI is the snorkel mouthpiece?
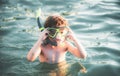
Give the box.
[41,37,57,46]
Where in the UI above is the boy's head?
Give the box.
[42,15,69,46]
[44,15,68,28]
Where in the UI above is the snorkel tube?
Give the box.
[37,17,43,29]
[36,8,44,31]
[36,9,57,46]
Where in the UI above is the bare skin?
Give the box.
[27,28,87,64]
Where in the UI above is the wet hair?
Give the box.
[44,15,68,28]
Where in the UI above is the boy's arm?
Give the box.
[67,40,87,59]
[27,29,48,62]
[66,28,87,59]
[27,38,42,62]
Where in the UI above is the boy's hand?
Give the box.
[66,27,76,41]
[39,28,49,41]
[66,33,75,41]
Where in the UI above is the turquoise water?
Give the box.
[0,0,120,76]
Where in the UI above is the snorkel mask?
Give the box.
[40,26,68,39]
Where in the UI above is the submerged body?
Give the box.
[27,36,87,75]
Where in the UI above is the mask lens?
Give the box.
[48,28,59,38]
[47,26,69,38]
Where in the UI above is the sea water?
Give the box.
[0,0,120,76]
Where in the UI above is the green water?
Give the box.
[0,0,120,76]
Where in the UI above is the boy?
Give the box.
[27,15,87,76]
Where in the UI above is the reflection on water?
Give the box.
[0,0,120,76]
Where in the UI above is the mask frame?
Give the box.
[40,26,69,38]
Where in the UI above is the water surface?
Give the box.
[0,0,120,76]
